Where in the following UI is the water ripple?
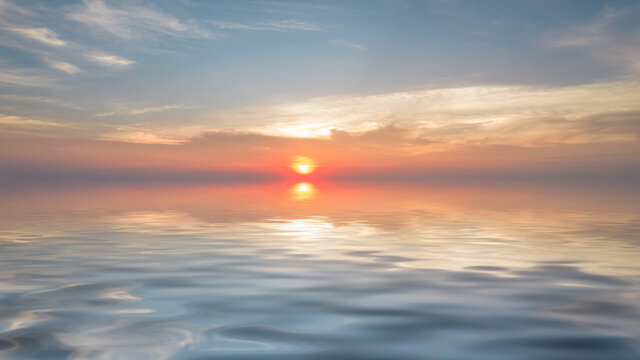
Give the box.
[1,186,640,359]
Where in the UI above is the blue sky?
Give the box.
[0,0,639,173]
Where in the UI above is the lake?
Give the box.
[1,182,639,359]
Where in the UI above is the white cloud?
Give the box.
[211,19,324,32]
[45,58,81,75]
[68,0,213,40]
[5,27,67,47]
[85,53,135,68]
[331,39,366,51]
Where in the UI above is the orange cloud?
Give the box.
[1,121,639,185]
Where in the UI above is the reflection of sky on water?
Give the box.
[0,183,639,359]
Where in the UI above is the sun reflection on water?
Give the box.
[291,182,316,201]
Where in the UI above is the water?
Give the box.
[1,182,639,359]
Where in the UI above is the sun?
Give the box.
[291,156,315,175]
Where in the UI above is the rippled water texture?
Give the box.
[1,182,639,359]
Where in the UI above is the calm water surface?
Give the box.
[0,182,639,359]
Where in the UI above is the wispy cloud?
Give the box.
[0,2,135,76]
[0,0,32,16]
[0,94,82,110]
[102,130,187,145]
[211,19,324,32]
[129,105,185,115]
[550,5,640,72]
[5,27,67,47]
[68,0,213,40]
[331,38,366,51]
[102,124,195,145]
[44,58,81,75]
[95,104,188,117]
[94,111,116,117]
[0,69,55,87]
[0,113,71,128]
[85,53,135,68]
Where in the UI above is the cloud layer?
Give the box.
[1,1,639,182]
[200,80,640,147]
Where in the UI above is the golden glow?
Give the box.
[291,156,315,175]
[296,164,311,174]
[291,182,316,200]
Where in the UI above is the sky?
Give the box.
[1,0,639,182]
